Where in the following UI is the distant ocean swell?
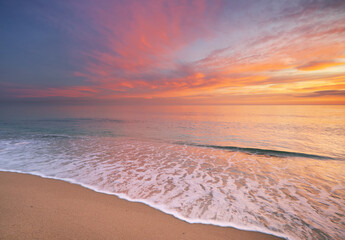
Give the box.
[178,143,335,160]
[0,136,344,240]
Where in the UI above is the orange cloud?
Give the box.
[3,0,345,105]
[297,61,345,71]
[71,1,345,105]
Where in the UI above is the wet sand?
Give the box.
[0,171,284,240]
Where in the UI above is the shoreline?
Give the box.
[0,171,285,240]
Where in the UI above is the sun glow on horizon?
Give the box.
[1,0,345,104]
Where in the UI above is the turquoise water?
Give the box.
[0,104,344,239]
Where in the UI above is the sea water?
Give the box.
[0,104,344,240]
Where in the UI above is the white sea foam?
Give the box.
[0,137,344,240]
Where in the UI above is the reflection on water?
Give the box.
[0,104,345,240]
[1,137,344,239]
[1,104,345,159]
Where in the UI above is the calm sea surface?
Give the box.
[0,104,344,239]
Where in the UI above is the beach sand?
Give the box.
[0,172,284,240]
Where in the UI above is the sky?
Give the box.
[1,0,345,104]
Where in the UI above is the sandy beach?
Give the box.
[0,171,284,240]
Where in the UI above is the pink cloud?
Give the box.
[5,0,345,104]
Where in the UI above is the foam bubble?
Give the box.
[0,136,344,240]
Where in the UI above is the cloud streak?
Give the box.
[297,60,345,71]
[1,0,345,104]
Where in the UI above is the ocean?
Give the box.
[0,104,344,240]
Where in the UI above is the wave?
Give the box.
[0,169,289,240]
[2,136,342,239]
[177,142,334,160]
